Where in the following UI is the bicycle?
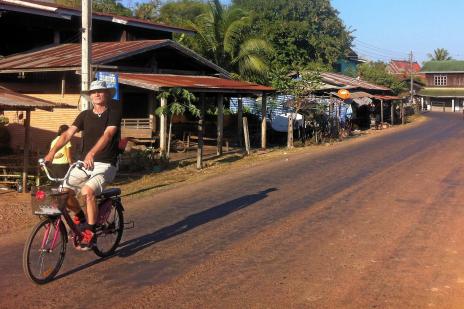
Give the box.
[23,159,125,284]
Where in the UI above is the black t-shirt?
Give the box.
[72,102,122,165]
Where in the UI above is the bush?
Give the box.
[0,115,9,126]
[118,149,157,172]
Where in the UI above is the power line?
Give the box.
[353,39,409,58]
[353,47,401,61]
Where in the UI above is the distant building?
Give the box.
[387,60,422,79]
[334,49,366,76]
[418,60,464,112]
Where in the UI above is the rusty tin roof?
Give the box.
[0,86,60,110]
[321,72,391,92]
[0,40,168,71]
[0,0,195,35]
[0,40,229,75]
[118,73,274,94]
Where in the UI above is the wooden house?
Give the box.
[418,61,464,112]
[0,0,193,57]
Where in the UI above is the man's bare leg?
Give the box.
[81,185,97,225]
[65,188,81,214]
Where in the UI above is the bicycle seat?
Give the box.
[97,188,121,199]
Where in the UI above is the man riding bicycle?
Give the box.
[44,80,121,251]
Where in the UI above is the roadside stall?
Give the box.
[0,86,58,192]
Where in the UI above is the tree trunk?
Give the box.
[287,113,294,149]
[166,114,173,159]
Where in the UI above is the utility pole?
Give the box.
[81,0,92,110]
[409,51,415,113]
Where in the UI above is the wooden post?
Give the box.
[216,94,224,156]
[196,94,205,169]
[401,101,405,125]
[287,113,294,149]
[261,93,267,149]
[380,99,384,128]
[159,96,167,159]
[81,0,92,111]
[237,96,243,147]
[452,99,455,112]
[149,93,156,134]
[22,110,31,193]
[61,73,66,98]
[243,116,250,155]
[53,30,60,44]
[391,102,395,125]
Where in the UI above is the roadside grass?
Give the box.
[116,113,427,201]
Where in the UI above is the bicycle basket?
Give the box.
[30,186,67,216]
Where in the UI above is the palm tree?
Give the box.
[188,0,273,81]
[427,48,453,61]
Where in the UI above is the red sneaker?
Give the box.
[78,229,95,251]
[72,215,82,225]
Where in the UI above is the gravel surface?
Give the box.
[0,191,37,234]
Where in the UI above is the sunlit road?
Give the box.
[2,112,464,308]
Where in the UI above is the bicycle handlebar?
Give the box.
[38,159,87,183]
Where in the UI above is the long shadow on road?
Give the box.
[54,188,277,281]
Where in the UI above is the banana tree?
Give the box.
[156,88,199,159]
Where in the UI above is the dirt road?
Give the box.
[2,112,464,308]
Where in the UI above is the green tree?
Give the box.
[156,88,198,159]
[54,0,132,16]
[270,67,322,148]
[187,0,273,82]
[427,48,452,61]
[93,0,132,16]
[158,0,208,26]
[232,0,352,71]
[357,61,407,95]
[133,0,161,20]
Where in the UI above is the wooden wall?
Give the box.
[4,94,81,155]
[426,73,464,87]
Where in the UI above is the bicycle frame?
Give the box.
[37,159,90,247]
[41,218,65,252]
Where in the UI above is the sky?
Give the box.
[330,0,464,64]
[124,0,464,64]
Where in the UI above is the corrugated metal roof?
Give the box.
[118,73,273,94]
[388,60,421,74]
[0,86,58,110]
[421,60,464,73]
[418,88,464,97]
[0,0,195,34]
[0,40,168,70]
[0,40,230,75]
[321,72,391,91]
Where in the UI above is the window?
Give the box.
[434,74,447,86]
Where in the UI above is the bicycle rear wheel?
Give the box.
[23,217,67,284]
[93,204,124,257]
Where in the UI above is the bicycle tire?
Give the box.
[93,203,124,257]
[23,218,67,284]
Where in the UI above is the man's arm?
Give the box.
[44,126,78,163]
[83,126,117,169]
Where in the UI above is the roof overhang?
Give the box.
[118,73,274,95]
[418,88,464,98]
[0,86,61,111]
[0,40,230,76]
[0,0,195,34]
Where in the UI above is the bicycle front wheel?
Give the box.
[93,204,124,257]
[22,218,67,284]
